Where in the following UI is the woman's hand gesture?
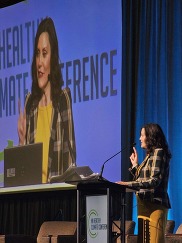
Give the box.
[130,147,138,167]
[17,100,26,145]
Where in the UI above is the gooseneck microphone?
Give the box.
[99,142,136,179]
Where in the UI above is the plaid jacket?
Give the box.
[24,87,76,182]
[128,148,171,208]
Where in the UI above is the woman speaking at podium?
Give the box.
[17,17,76,183]
[117,123,171,243]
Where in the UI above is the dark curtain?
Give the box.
[122,0,182,232]
[0,190,77,236]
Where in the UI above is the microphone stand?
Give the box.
[99,143,136,180]
[99,151,122,180]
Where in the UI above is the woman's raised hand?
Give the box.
[129,147,138,167]
[17,100,26,145]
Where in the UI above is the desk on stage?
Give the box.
[0,181,126,241]
[0,183,77,236]
[0,182,76,194]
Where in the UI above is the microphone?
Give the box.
[99,142,136,179]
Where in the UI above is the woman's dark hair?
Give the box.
[31,17,63,109]
[142,123,172,158]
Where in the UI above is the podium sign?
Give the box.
[77,180,126,243]
[86,195,107,242]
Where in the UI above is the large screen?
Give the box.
[0,0,122,186]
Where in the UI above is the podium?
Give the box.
[76,180,126,243]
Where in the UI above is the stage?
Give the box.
[0,183,77,236]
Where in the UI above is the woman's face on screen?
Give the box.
[36,32,51,92]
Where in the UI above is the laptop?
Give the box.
[4,143,43,187]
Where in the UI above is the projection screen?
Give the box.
[0,0,122,187]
